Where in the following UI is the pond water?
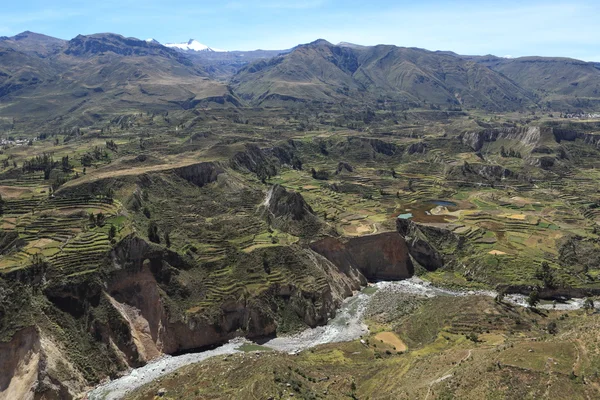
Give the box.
[397,213,413,219]
[395,200,459,223]
[430,200,458,207]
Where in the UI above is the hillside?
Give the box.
[0,30,66,57]
[3,29,600,400]
[2,32,600,131]
[481,57,600,109]
[232,39,536,111]
[0,33,238,129]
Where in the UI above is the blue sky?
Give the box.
[2,0,600,60]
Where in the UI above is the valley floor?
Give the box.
[93,278,598,399]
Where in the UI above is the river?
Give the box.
[87,277,589,399]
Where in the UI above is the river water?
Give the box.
[88,277,589,399]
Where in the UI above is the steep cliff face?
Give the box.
[310,232,413,280]
[0,231,25,256]
[397,219,463,270]
[553,127,600,149]
[461,126,547,151]
[461,123,600,154]
[173,162,224,187]
[0,327,40,400]
[1,230,369,398]
[0,327,86,400]
[455,162,519,182]
[262,184,327,237]
[104,241,362,355]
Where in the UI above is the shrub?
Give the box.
[527,289,540,308]
[148,221,160,244]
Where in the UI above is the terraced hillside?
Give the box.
[127,295,600,400]
[2,34,600,399]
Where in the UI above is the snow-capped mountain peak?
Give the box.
[145,38,160,44]
[164,39,226,53]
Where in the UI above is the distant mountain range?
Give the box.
[1,31,600,129]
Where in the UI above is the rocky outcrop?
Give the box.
[454,162,518,182]
[461,126,548,151]
[365,138,399,156]
[105,235,363,354]
[230,144,278,177]
[397,219,463,271]
[173,162,224,187]
[111,234,190,270]
[0,327,86,400]
[406,142,427,155]
[310,232,413,280]
[0,231,25,256]
[262,184,325,237]
[269,144,303,170]
[335,161,353,174]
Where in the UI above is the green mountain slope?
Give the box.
[232,40,536,111]
[0,33,239,128]
[461,55,600,109]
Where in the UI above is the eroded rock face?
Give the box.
[105,237,362,357]
[0,327,86,400]
[262,184,325,237]
[397,218,463,271]
[105,265,168,362]
[310,232,413,280]
[461,124,600,155]
[1,232,366,397]
[0,327,40,400]
[461,126,547,151]
[173,162,224,187]
[459,162,518,181]
[230,144,277,176]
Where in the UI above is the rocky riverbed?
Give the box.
[88,277,592,399]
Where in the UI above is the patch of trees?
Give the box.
[256,163,276,184]
[89,212,106,227]
[61,155,73,173]
[583,298,595,312]
[527,289,540,308]
[148,221,160,244]
[108,224,117,243]
[80,146,109,167]
[558,236,600,278]
[106,140,118,152]
[534,261,557,289]
[22,153,58,179]
[500,146,522,158]
[311,168,330,180]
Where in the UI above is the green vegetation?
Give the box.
[127,296,600,400]
[2,30,600,400]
